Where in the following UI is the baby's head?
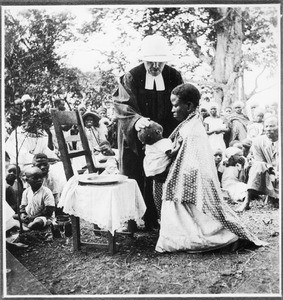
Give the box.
[137,121,163,145]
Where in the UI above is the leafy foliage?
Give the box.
[5,6,279,124]
[5,9,83,132]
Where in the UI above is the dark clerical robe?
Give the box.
[114,63,183,229]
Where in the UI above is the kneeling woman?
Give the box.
[156,83,267,253]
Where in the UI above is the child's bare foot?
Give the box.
[235,203,250,212]
[22,224,30,232]
[28,219,44,230]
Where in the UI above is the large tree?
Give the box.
[135,6,278,108]
[79,6,278,109]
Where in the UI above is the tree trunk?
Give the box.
[213,7,243,110]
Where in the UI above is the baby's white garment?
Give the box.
[144,138,173,177]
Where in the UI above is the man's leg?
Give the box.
[122,148,158,231]
[143,177,159,231]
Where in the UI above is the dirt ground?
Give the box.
[6,199,280,296]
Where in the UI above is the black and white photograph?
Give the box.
[1,2,281,297]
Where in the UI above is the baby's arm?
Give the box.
[166,136,183,159]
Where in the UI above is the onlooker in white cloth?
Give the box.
[247,108,264,140]
[5,126,59,166]
[203,101,228,152]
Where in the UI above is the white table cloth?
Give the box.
[58,175,146,235]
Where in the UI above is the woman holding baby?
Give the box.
[154,83,267,253]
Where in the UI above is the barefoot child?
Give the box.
[221,147,247,203]
[16,166,55,230]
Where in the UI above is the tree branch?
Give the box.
[197,8,232,35]
[246,83,277,101]
[246,66,267,99]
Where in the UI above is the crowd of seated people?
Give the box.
[202,98,279,211]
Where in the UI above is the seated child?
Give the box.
[221,147,247,203]
[213,149,225,184]
[137,120,182,219]
[15,166,55,230]
[137,120,182,177]
[100,157,119,175]
[32,153,66,214]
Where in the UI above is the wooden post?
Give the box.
[107,231,116,255]
[71,215,81,251]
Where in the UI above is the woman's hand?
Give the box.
[168,136,183,158]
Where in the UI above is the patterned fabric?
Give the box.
[153,180,163,218]
[162,114,266,245]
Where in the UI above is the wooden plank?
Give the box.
[68,150,87,158]
[65,135,81,143]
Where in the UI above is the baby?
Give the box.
[137,120,182,177]
[138,120,182,219]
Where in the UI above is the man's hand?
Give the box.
[99,142,115,156]
[134,117,150,131]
